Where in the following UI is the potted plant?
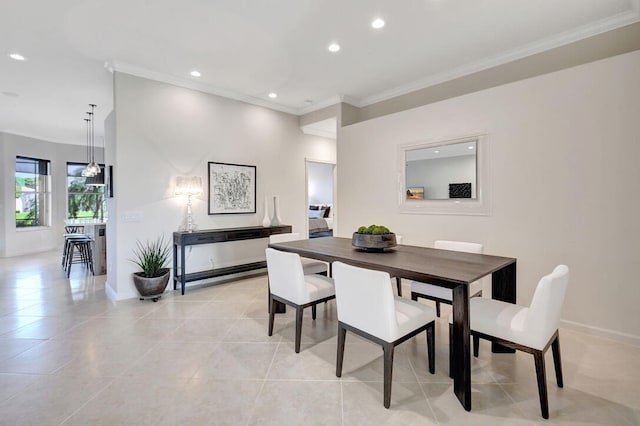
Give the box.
[352,224,397,252]
[130,235,172,302]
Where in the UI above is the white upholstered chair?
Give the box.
[269,232,328,275]
[265,248,335,353]
[411,240,483,316]
[456,264,569,419]
[332,261,436,408]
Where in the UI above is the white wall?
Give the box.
[307,161,334,205]
[407,155,476,199]
[110,73,336,299]
[0,132,96,257]
[337,51,640,343]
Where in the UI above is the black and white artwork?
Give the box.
[208,162,256,214]
[449,182,472,199]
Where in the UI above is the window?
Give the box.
[15,156,51,227]
[67,163,107,221]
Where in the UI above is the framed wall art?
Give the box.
[208,162,256,214]
[406,186,424,200]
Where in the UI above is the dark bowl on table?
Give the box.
[352,232,397,252]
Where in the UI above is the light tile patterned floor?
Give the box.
[0,251,638,425]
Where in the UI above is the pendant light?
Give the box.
[82,104,100,177]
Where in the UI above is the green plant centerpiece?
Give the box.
[130,235,172,302]
[352,224,397,252]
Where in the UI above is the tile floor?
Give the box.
[0,251,639,425]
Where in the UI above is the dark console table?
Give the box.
[173,225,292,295]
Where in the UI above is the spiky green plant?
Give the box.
[130,235,171,278]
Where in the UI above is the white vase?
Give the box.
[261,196,271,227]
[271,196,282,226]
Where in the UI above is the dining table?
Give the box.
[268,236,517,412]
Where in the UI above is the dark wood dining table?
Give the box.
[268,236,517,412]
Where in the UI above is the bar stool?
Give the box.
[65,235,94,277]
[61,225,85,268]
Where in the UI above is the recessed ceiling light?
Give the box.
[268,92,278,99]
[328,43,341,53]
[371,18,385,29]
[468,146,474,150]
[9,53,26,61]
[190,70,201,77]
[434,150,440,154]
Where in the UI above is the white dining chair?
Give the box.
[332,261,436,408]
[269,232,329,276]
[265,248,335,353]
[454,264,569,419]
[411,240,483,316]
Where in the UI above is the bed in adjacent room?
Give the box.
[308,204,333,238]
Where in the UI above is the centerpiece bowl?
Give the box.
[352,224,397,252]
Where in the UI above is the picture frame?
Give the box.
[208,162,256,214]
[406,186,424,200]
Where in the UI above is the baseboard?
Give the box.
[104,281,117,301]
[560,319,640,347]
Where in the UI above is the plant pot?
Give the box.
[351,232,397,252]
[132,268,170,301]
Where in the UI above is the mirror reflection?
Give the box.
[405,139,477,200]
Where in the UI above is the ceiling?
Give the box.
[1,0,639,146]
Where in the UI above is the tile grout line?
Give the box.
[244,335,282,425]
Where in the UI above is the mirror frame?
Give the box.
[398,134,490,216]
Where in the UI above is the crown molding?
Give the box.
[106,5,640,118]
[358,9,640,106]
[109,61,300,115]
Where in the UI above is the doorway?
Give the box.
[305,160,336,238]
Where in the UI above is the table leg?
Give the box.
[491,262,517,353]
[452,284,471,411]
[180,245,186,295]
[173,243,178,291]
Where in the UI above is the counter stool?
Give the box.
[65,236,94,277]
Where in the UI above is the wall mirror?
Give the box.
[398,134,490,215]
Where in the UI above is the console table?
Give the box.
[173,225,292,295]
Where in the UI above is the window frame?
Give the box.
[66,162,107,222]
[15,156,51,228]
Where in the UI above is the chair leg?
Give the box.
[383,343,395,409]
[473,335,480,357]
[66,244,75,278]
[435,301,441,317]
[268,296,276,336]
[336,324,346,377]
[396,277,402,296]
[85,242,94,275]
[534,350,550,419]
[312,304,317,320]
[426,322,435,374]
[551,334,564,388]
[295,306,304,353]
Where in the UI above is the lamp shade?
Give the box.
[175,176,203,196]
